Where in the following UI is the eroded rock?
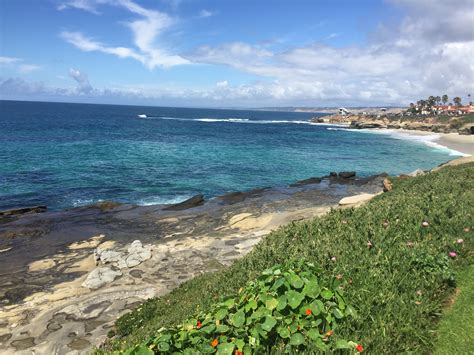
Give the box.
[81,267,122,289]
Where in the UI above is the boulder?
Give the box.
[329,171,338,177]
[82,267,122,289]
[408,169,425,177]
[95,249,123,264]
[125,240,152,268]
[338,171,356,179]
[383,178,392,192]
[163,194,204,211]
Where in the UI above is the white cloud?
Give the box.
[18,64,41,73]
[216,80,228,88]
[69,68,93,94]
[199,10,214,18]
[59,0,189,69]
[0,56,21,65]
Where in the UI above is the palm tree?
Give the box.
[453,97,462,106]
[442,94,448,105]
[435,96,441,106]
[468,93,471,105]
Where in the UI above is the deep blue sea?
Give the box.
[0,100,463,210]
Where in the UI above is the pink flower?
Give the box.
[367,241,373,248]
[422,221,429,227]
[406,241,414,247]
[456,239,464,244]
[331,256,337,262]
[448,251,457,258]
[464,227,470,233]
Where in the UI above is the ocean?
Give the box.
[0,100,463,210]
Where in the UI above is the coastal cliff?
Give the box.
[311,113,474,135]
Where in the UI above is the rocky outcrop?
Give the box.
[459,123,474,135]
[350,120,387,129]
[94,240,152,269]
[383,178,392,192]
[290,177,322,187]
[338,171,356,179]
[0,206,47,217]
[339,193,378,206]
[163,194,205,211]
[81,267,122,289]
[217,188,269,205]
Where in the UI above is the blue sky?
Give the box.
[0,0,473,107]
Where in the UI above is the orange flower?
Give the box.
[356,343,364,352]
[235,351,243,355]
[211,339,219,348]
[196,320,202,329]
[305,308,312,316]
[297,325,301,331]
[325,330,334,337]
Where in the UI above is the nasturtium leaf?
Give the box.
[223,298,235,309]
[216,324,229,333]
[276,295,287,311]
[261,316,277,331]
[333,308,344,319]
[201,324,216,334]
[310,300,324,315]
[230,310,246,328]
[273,268,282,275]
[235,339,245,350]
[157,342,170,352]
[215,308,228,320]
[306,328,321,341]
[286,274,304,289]
[287,290,304,309]
[289,333,305,346]
[245,298,258,312]
[272,277,285,290]
[217,342,235,355]
[303,280,320,298]
[321,289,334,300]
[277,326,291,338]
[265,297,279,310]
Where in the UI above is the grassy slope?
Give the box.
[103,163,474,353]
[435,262,474,354]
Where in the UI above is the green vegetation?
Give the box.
[126,262,361,354]
[101,163,473,354]
[435,263,474,354]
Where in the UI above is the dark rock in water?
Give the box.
[0,206,47,217]
[290,177,322,187]
[354,173,388,186]
[217,188,269,205]
[338,171,356,179]
[329,172,338,177]
[163,195,205,211]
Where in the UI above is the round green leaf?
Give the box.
[303,280,320,298]
[217,342,235,355]
[230,310,246,327]
[287,290,304,309]
[215,308,228,320]
[276,295,287,310]
[321,289,334,300]
[265,297,279,310]
[286,274,304,289]
[157,342,170,352]
[289,333,305,346]
[277,326,291,338]
[261,315,277,331]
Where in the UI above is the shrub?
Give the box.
[125,261,362,354]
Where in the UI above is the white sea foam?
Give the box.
[137,195,192,206]
[148,116,347,127]
[327,127,469,157]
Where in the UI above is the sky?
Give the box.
[0,0,473,107]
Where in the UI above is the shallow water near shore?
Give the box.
[0,100,463,210]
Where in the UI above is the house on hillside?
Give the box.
[433,105,474,115]
[339,107,350,115]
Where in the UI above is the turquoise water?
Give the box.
[0,100,463,210]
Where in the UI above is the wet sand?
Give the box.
[0,173,386,354]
